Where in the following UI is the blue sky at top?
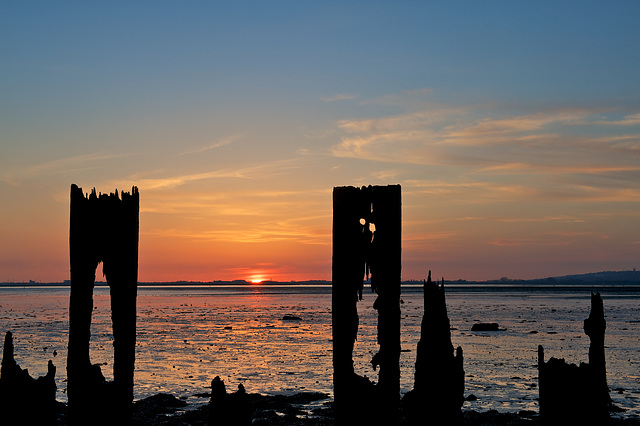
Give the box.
[1,1,639,281]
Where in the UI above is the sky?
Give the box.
[1,1,639,283]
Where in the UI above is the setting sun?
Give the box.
[248,273,267,284]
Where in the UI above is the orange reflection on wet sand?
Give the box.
[1,285,639,418]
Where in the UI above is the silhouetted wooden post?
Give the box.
[369,185,402,419]
[0,331,57,425]
[332,185,401,424]
[584,292,612,412]
[538,292,612,423]
[107,188,139,410]
[68,184,139,425]
[404,271,464,423]
[332,186,368,423]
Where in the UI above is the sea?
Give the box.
[1,284,639,420]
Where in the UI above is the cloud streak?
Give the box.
[321,93,358,102]
[111,157,306,191]
[178,134,243,156]
[332,94,640,203]
[1,152,131,185]
[592,113,640,126]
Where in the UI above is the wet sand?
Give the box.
[2,285,639,422]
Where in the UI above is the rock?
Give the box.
[282,315,302,321]
[471,323,501,331]
[133,393,186,418]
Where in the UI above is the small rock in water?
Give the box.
[466,394,478,401]
[282,314,302,321]
[471,323,501,331]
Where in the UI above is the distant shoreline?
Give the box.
[3,269,639,287]
[2,282,640,291]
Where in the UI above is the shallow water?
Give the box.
[0,284,638,419]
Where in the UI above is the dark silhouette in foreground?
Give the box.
[332,185,402,424]
[67,184,139,425]
[403,271,464,424]
[209,376,252,425]
[0,331,57,425]
[538,292,615,423]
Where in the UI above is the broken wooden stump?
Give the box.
[209,376,252,425]
[332,185,402,424]
[67,184,139,425]
[403,271,464,423]
[538,292,612,423]
[0,331,57,425]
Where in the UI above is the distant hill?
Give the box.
[429,270,640,285]
[547,270,640,284]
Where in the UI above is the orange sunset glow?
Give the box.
[1,2,639,284]
[2,4,640,426]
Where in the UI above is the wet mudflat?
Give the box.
[1,284,639,421]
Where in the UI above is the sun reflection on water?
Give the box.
[0,285,638,419]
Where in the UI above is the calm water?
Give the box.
[0,285,639,419]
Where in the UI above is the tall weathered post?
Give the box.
[584,292,612,414]
[538,292,612,423]
[68,184,139,425]
[404,271,464,423]
[332,185,401,424]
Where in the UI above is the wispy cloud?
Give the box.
[592,112,640,126]
[371,170,400,181]
[131,170,245,190]
[357,88,434,108]
[475,109,587,131]
[497,216,585,224]
[143,208,330,245]
[490,238,528,247]
[178,134,243,156]
[112,157,305,191]
[332,92,640,203]
[145,226,328,245]
[404,179,539,200]
[321,93,358,102]
[1,152,131,185]
[476,163,640,175]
